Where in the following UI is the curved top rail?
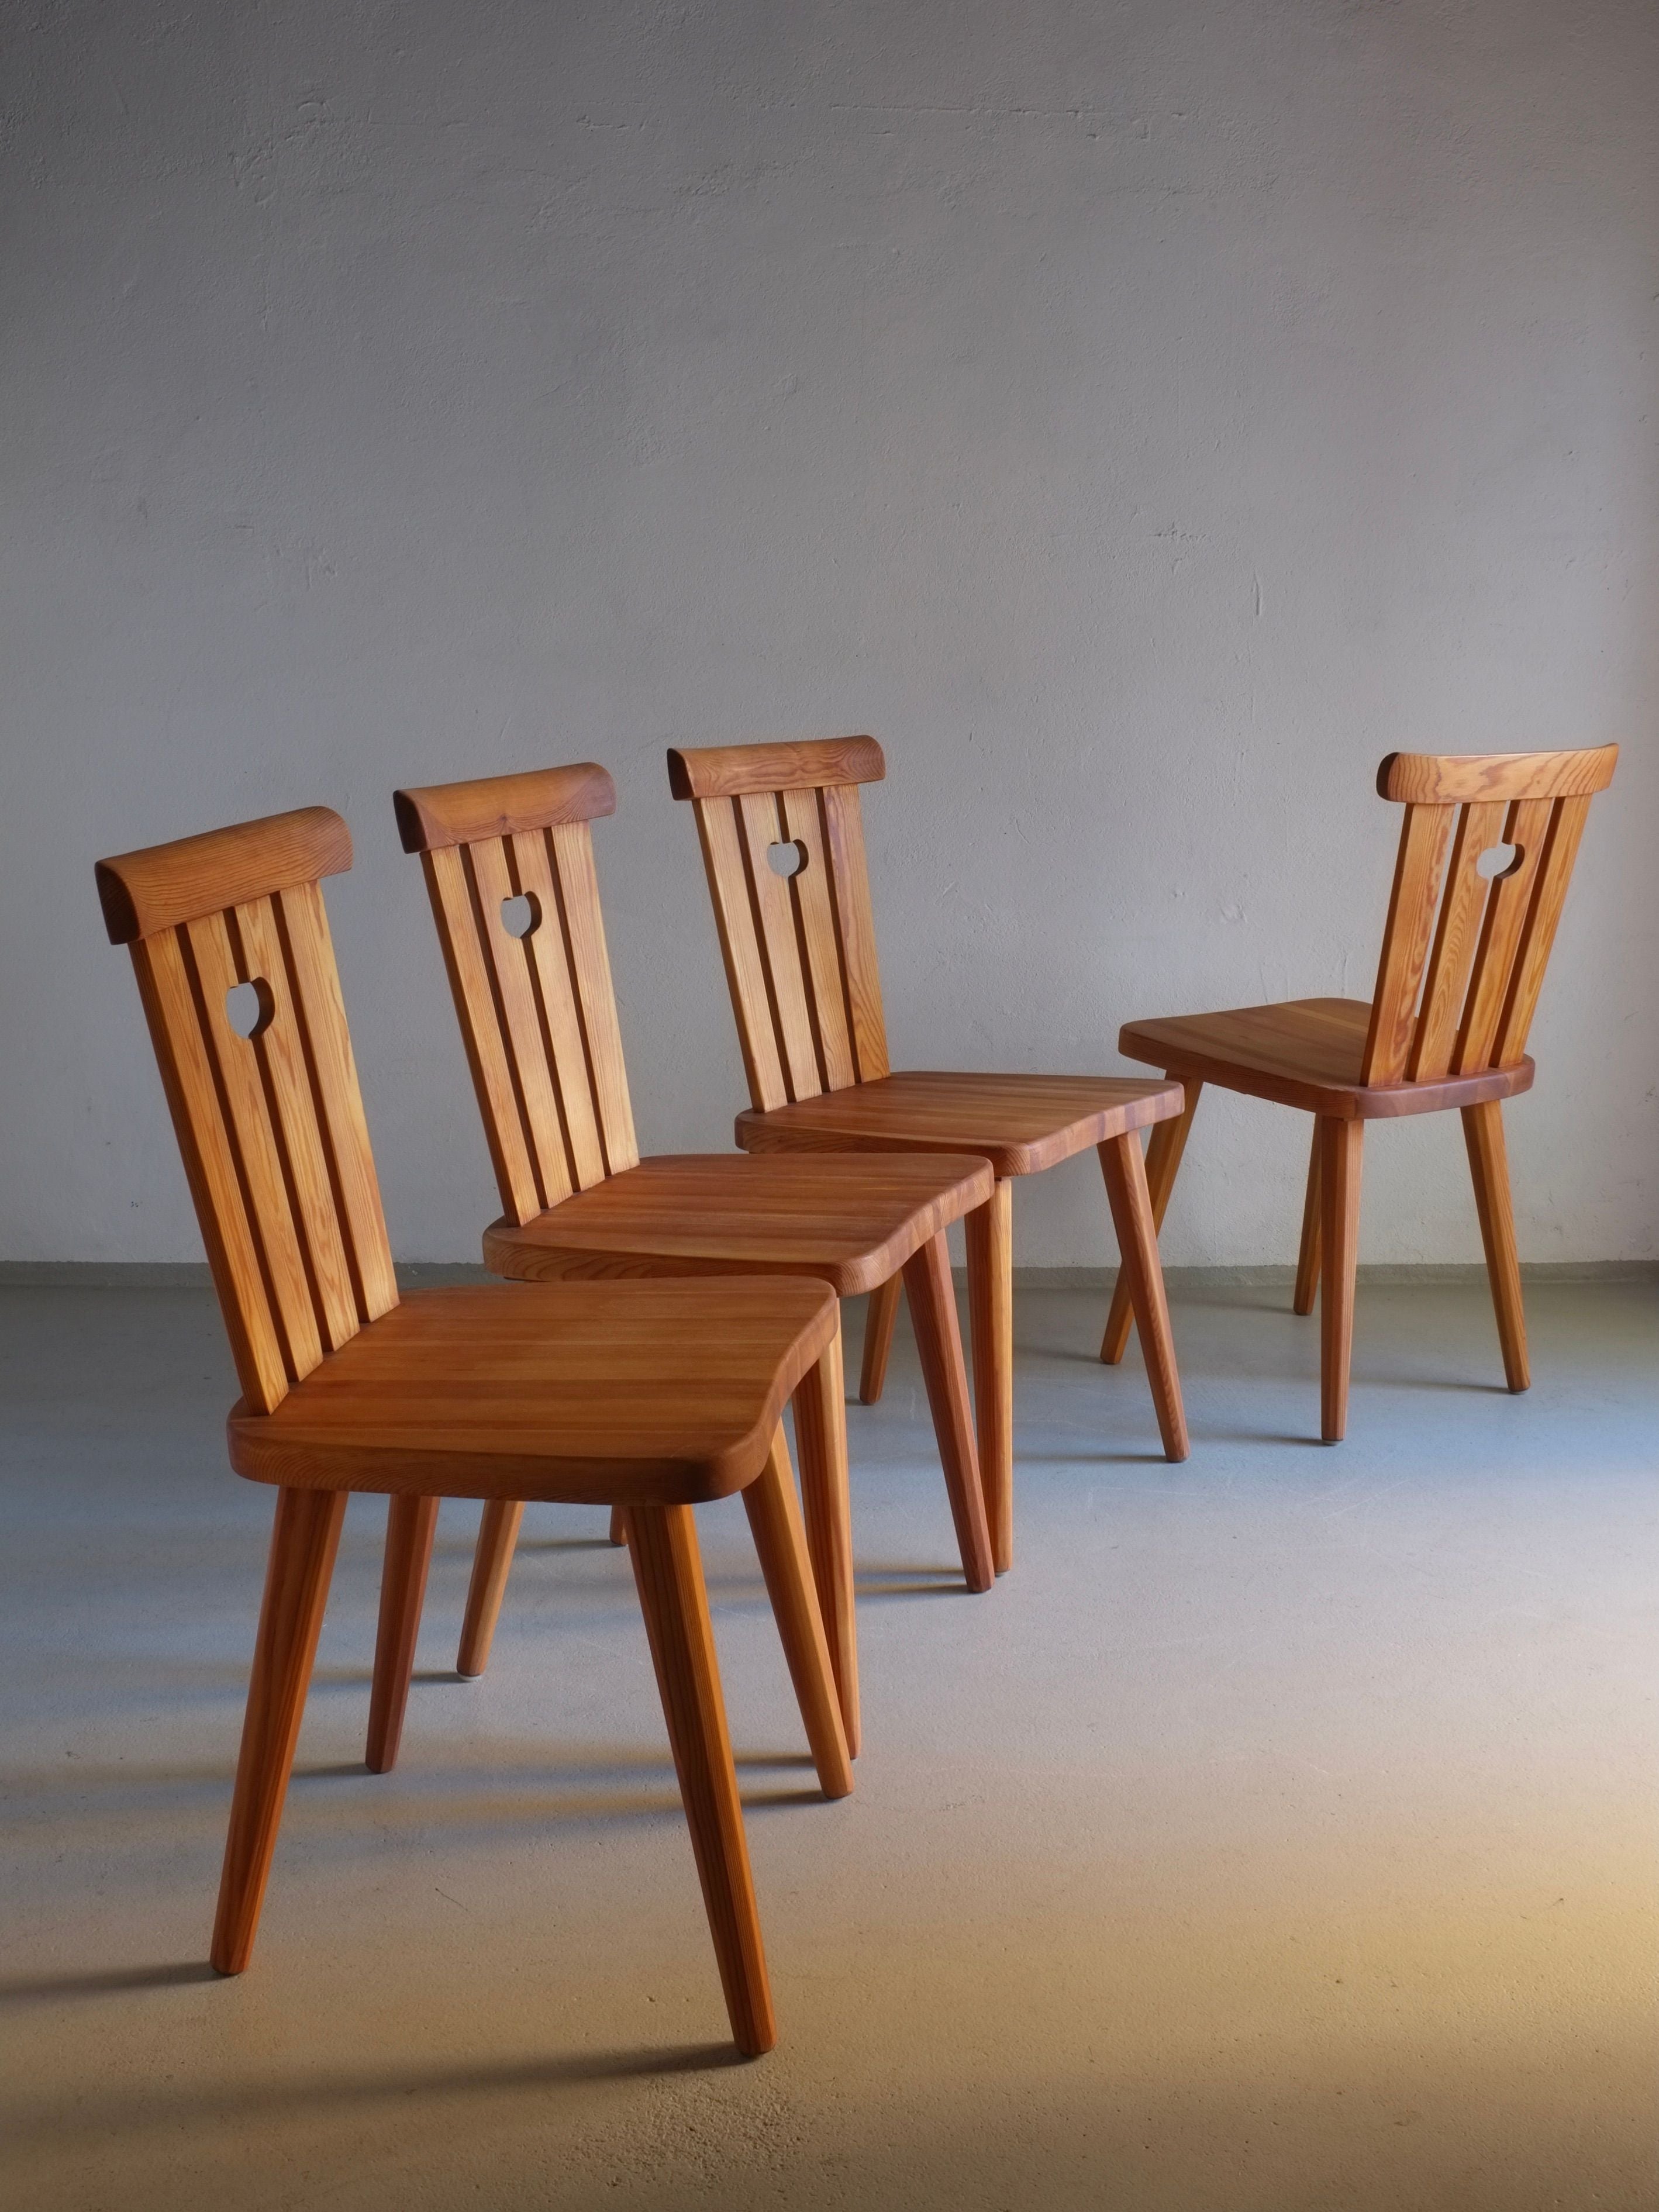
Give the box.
[394,762,616,854]
[95,807,353,944]
[1377,746,1617,806]
[667,736,885,802]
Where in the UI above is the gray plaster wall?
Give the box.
[4,0,1654,1268]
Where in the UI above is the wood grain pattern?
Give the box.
[1318,1117,1364,1443]
[394,762,615,852]
[365,1494,439,1773]
[819,784,889,1083]
[1407,800,1508,1081]
[457,1499,524,1677]
[1097,1134,1189,1462]
[97,807,352,945]
[624,1502,775,2056]
[1463,1100,1529,1392]
[781,786,858,1091]
[965,1179,1015,1576]
[1292,1124,1322,1317]
[790,1338,858,1754]
[858,1275,902,1404]
[692,795,790,1112]
[739,1431,854,1800]
[738,1069,1187,1174]
[1120,999,1534,1120]
[902,1231,995,1592]
[1494,794,1592,1065]
[668,736,885,801]
[482,1151,992,1297]
[737,790,824,1102]
[1361,804,1454,1082]
[1453,796,1554,1072]
[1378,744,1617,805]
[228,1280,839,1505]
[1100,1082,1202,1364]
[211,1486,345,1974]
[547,822,640,1174]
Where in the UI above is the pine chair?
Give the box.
[1109,744,1619,1441]
[95,805,853,2058]
[394,763,999,1756]
[667,737,1192,1576]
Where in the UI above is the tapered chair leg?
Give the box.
[741,1431,853,1798]
[608,1504,627,1547]
[791,1338,860,1754]
[1463,1099,1530,1392]
[211,1487,346,1976]
[1318,1116,1364,1442]
[625,1502,775,2058]
[858,1275,902,1404]
[456,1499,525,1679]
[965,1177,1015,1575]
[1098,1133,1190,1462]
[367,1495,439,1771]
[1294,1124,1322,1317]
[1101,1080,1201,1364]
[902,1231,995,1592]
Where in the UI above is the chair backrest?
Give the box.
[393,764,638,1227]
[1362,745,1618,1085]
[666,737,891,1113]
[96,809,398,1413]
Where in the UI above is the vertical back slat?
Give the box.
[737,791,823,1103]
[1407,799,1509,1081]
[1494,795,1591,1065]
[182,910,323,1383]
[819,784,889,1082]
[465,836,571,1209]
[780,786,857,1092]
[276,880,396,1323]
[420,845,543,1226]
[1361,804,1454,1083]
[547,822,639,1176]
[130,929,291,1412]
[234,895,360,1351]
[1454,796,1554,1073]
[509,829,607,1190]
[692,797,789,1112]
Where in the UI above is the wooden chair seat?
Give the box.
[227,1279,836,1505]
[481,1150,993,1294]
[1119,998,1535,1121]
[733,1069,1184,1175]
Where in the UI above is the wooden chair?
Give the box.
[667,737,1192,1576]
[1109,744,1619,1440]
[95,805,853,2058]
[394,763,999,1757]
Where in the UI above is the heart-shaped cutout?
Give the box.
[1475,843,1522,881]
[767,840,808,879]
[225,978,275,1039]
[501,892,541,939]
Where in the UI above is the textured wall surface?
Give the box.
[3,0,1654,1266]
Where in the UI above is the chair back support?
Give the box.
[1363,745,1617,1085]
[666,737,890,1113]
[393,764,638,1227]
[96,809,398,1413]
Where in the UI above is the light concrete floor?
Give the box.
[2,1276,1655,2211]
